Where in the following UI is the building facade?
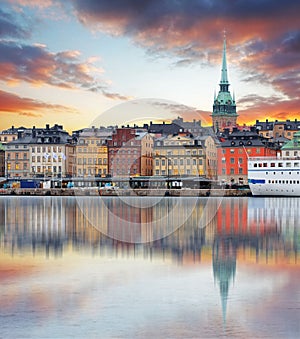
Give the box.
[217,128,277,185]
[108,128,153,177]
[75,127,112,178]
[5,124,75,180]
[153,134,206,177]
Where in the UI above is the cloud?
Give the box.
[0,40,130,100]
[67,0,300,103]
[0,89,78,116]
[0,8,30,39]
[237,94,300,125]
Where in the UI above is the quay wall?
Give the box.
[0,188,251,197]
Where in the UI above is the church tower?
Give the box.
[212,36,238,132]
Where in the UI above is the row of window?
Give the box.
[223,148,260,154]
[268,179,300,184]
[155,169,199,176]
[6,153,27,160]
[266,171,299,175]
[77,158,108,165]
[32,147,63,153]
[253,162,300,168]
[77,168,107,175]
[221,168,243,175]
[32,166,62,173]
[155,159,203,166]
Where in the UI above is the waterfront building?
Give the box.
[108,128,153,177]
[217,127,277,185]
[254,118,300,140]
[5,124,75,180]
[212,37,238,132]
[153,134,206,177]
[194,135,218,179]
[281,131,300,157]
[75,127,112,178]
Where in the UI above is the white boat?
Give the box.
[248,157,300,196]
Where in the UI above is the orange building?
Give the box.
[217,127,277,185]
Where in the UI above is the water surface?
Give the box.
[0,196,299,338]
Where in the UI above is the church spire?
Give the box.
[220,36,229,85]
[211,33,238,132]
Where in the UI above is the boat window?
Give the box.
[271,163,275,167]
[278,163,283,167]
[254,163,257,167]
[294,162,299,167]
[258,163,263,167]
[286,162,291,167]
[279,180,281,184]
[263,163,267,167]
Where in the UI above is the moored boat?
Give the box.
[248,156,300,196]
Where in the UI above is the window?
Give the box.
[230,158,234,164]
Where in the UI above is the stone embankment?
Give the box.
[0,188,251,197]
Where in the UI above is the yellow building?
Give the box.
[153,135,205,177]
[75,128,112,178]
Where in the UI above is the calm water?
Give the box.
[0,196,299,338]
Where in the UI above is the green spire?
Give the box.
[220,37,229,85]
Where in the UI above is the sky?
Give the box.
[0,0,300,132]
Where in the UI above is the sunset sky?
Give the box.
[0,0,299,132]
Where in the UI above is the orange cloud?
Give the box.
[0,89,77,116]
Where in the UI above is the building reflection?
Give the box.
[0,196,299,260]
[1,196,299,324]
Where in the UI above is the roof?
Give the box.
[281,131,300,150]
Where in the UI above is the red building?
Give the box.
[108,128,153,177]
[217,127,277,185]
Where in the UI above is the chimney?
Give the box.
[266,119,268,123]
[46,124,50,130]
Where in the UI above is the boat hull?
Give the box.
[248,157,300,196]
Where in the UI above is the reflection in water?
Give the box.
[1,196,297,261]
[0,196,299,337]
